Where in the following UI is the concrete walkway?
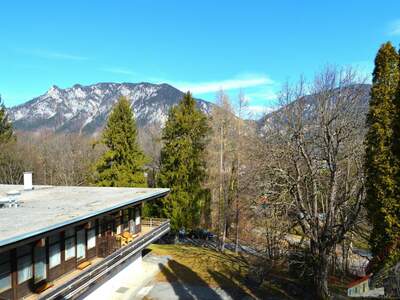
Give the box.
[143,282,234,300]
[81,253,169,300]
[81,252,238,300]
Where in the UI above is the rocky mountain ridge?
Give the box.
[8,82,214,135]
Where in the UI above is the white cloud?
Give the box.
[101,67,136,76]
[247,105,275,114]
[19,48,88,61]
[387,19,400,36]
[172,75,274,94]
[245,89,278,102]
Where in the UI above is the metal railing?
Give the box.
[41,219,170,300]
[141,217,168,227]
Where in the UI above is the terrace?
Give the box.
[32,218,170,300]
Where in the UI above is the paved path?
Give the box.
[82,252,249,300]
[82,254,169,300]
[143,282,234,300]
[131,254,235,300]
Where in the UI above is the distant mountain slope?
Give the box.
[257,83,371,130]
[8,82,214,134]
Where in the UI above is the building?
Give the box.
[0,174,170,300]
[347,274,384,298]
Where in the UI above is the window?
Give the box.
[135,208,141,226]
[87,228,96,249]
[123,209,129,231]
[34,246,47,283]
[17,245,32,284]
[76,229,86,260]
[49,243,61,268]
[18,254,32,284]
[0,251,11,293]
[65,228,74,238]
[65,238,75,260]
[115,213,122,234]
[65,228,75,260]
[128,208,135,232]
[48,233,61,268]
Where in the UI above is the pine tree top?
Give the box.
[94,96,148,187]
[0,96,14,144]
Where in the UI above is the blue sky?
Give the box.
[1,1,400,115]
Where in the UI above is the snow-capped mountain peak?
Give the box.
[8,82,213,134]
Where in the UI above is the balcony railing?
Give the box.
[41,218,170,300]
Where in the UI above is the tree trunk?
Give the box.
[313,252,330,300]
[234,197,239,253]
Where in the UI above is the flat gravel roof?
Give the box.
[0,185,169,248]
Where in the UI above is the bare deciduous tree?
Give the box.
[260,67,367,299]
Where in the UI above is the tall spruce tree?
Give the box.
[0,96,13,144]
[157,92,210,231]
[365,42,400,271]
[94,96,147,187]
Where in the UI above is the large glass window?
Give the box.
[129,208,135,233]
[65,228,75,260]
[49,244,61,268]
[49,233,61,268]
[135,207,141,226]
[87,228,96,249]
[76,229,86,260]
[34,246,47,283]
[0,251,11,293]
[65,238,75,260]
[114,213,122,234]
[123,209,129,231]
[17,254,32,284]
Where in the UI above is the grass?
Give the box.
[147,244,353,299]
[149,244,247,286]
[147,243,307,299]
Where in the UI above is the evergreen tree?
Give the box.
[157,92,210,231]
[94,96,148,187]
[365,42,400,271]
[0,96,13,144]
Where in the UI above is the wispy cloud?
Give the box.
[245,89,278,102]
[101,67,136,76]
[247,105,275,114]
[170,74,274,94]
[387,19,400,36]
[18,48,88,61]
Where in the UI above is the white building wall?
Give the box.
[81,251,143,300]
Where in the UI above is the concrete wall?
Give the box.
[80,251,143,300]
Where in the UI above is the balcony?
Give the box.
[38,218,170,300]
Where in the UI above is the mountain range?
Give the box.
[8,82,214,135]
[7,82,372,136]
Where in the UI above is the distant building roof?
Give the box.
[348,274,371,288]
[0,185,169,248]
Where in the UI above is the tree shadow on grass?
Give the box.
[208,269,254,300]
[159,260,223,300]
